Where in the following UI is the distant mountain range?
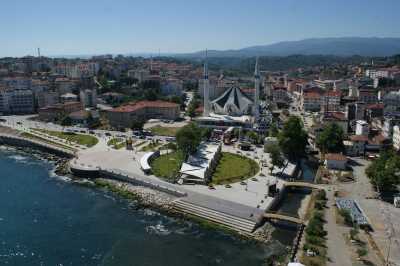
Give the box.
[178,37,400,58]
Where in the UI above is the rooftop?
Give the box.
[109,100,179,113]
[325,153,347,161]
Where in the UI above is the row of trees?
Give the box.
[176,123,212,155]
[366,150,400,192]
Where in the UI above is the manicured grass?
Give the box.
[21,132,76,151]
[148,126,181,137]
[212,152,259,185]
[140,140,162,152]
[107,138,126,149]
[33,129,98,147]
[150,151,185,182]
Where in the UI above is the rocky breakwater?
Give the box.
[94,178,176,211]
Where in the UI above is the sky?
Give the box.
[1,0,400,57]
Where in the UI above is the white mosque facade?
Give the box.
[195,56,261,130]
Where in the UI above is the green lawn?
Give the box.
[150,151,185,182]
[140,141,162,152]
[148,126,181,137]
[32,129,98,147]
[21,132,76,151]
[107,138,126,149]
[212,152,259,185]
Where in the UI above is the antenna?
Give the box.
[37,48,41,58]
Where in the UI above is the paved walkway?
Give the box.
[325,189,353,266]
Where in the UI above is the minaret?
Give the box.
[254,57,260,121]
[203,50,210,117]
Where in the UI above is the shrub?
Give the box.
[357,248,368,257]
[338,209,353,226]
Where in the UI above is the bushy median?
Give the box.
[301,190,328,266]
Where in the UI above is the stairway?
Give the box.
[173,199,257,233]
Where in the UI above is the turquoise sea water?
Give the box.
[0,148,292,266]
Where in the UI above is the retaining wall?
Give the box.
[0,134,74,158]
[99,169,187,197]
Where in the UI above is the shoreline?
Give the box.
[0,141,300,264]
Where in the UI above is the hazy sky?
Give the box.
[2,0,400,57]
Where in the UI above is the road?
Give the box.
[338,158,400,266]
[325,188,353,266]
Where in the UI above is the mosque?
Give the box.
[195,55,261,129]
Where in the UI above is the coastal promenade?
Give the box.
[0,118,301,234]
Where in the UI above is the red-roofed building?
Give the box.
[107,100,180,129]
[301,91,322,112]
[325,153,348,170]
[322,111,348,134]
[365,103,384,120]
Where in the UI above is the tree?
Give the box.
[186,103,196,120]
[268,122,279,137]
[201,127,213,140]
[278,116,308,161]
[176,123,202,155]
[269,144,285,174]
[316,123,344,154]
[246,131,260,144]
[131,119,145,130]
[60,116,72,126]
[365,150,400,193]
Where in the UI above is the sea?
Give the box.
[0,147,294,266]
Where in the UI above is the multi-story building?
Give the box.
[80,89,97,108]
[160,78,183,96]
[383,91,400,113]
[383,117,400,139]
[107,100,180,129]
[321,90,341,112]
[358,87,378,104]
[322,111,348,134]
[38,102,83,121]
[365,69,390,79]
[53,62,99,79]
[0,86,11,114]
[127,69,150,83]
[314,79,344,90]
[9,88,34,114]
[355,120,369,136]
[55,78,76,95]
[393,125,400,151]
[36,91,59,109]
[272,86,289,105]
[301,92,321,112]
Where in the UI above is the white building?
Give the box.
[128,69,150,83]
[383,117,400,139]
[60,93,78,103]
[179,142,222,184]
[80,89,97,108]
[355,120,369,136]
[365,69,390,79]
[393,125,400,151]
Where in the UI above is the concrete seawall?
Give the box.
[0,134,74,158]
[99,170,187,197]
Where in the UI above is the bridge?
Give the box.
[283,181,322,190]
[264,212,303,224]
